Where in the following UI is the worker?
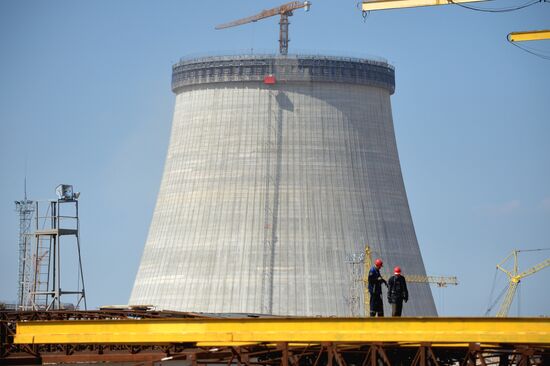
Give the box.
[387,266,408,317]
[368,258,387,317]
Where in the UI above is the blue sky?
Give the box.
[0,0,549,316]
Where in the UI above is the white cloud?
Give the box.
[478,200,521,216]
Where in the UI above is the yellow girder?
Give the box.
[508,30,550,42]
[362,0,485,12]
[14,317,550,345]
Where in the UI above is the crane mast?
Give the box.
[216,1,311,55]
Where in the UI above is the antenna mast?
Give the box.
[14,178,34,310]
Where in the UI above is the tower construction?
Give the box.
[130,54,437,316]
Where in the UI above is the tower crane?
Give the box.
[362,244,458,316]
[491,249,550,317]
[215,1,311,56]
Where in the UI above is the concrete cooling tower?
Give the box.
[130,55,437,317]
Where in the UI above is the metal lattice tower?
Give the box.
[346,252,365,317]
[14,187,35,310]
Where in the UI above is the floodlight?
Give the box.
[56,184,74,200]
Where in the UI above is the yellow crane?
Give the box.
[508,30,550,42]
[216,1,311,56]
[361,0,550,53]
[507,30,550,59]
[362,0,483,12]
[493,249,550,317]
[362,244,458,316]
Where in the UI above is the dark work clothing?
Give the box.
[388,275,408,302]
[368,266,385,295]
[391,300,403,317]
[370,293,384,317]
[368,266,386,317]
[388,274,408,317]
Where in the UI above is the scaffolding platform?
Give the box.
[1,310,549,365]
[34,228,78,236]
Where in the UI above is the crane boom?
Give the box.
[215,1,311,55]
[362,0,485,12]
[508,30,550,42]
[494,250,550,317]
[518,258,550,279]
[407,275,458,287]
[216,1,308,30]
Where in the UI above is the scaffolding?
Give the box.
[346,252,364,317]
[22,185,87,311]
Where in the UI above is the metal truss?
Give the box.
[1,311,549,365]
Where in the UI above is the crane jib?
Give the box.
[215,1,311,55]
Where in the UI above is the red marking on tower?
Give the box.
[263,74,276,85]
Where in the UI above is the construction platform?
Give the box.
[1,310,549,365]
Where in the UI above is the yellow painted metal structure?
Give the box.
[14,317,550,345]
[407,275,458,287]
[361,0,485,12]
[508,30,550,42]
[495,250,550,317]
[362,245,373,316]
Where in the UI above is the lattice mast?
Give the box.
[14,179,34,310]
[346,252,365,317]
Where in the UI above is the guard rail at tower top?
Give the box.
[171,54,395,94]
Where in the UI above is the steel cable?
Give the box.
[485,267,500,315]
[485,284,509,316]
[449,0,544,12]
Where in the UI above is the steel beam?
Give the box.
[508,30,550,42]
[14,317,550,345]
[40,351,166,363]
[362,0,485,11]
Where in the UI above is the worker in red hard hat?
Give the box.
[387,266,409,317]
[368,258,387,317]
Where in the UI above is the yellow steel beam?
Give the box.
[508,30,550,42]
[362,0,485,11]
[14,317,550,345]
[193,342,503,348]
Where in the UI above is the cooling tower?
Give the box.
[130,55,437,316]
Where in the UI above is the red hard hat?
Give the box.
[394,266,401,274]
[374,259,383,267]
